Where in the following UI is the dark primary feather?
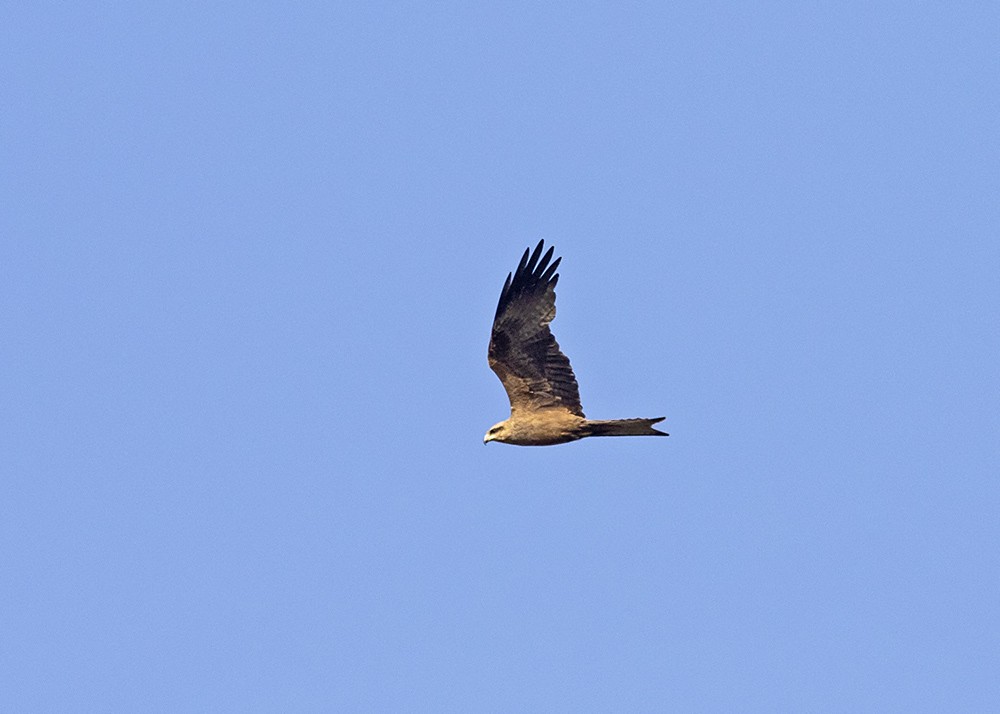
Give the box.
[488,240,584,416]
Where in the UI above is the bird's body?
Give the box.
[484,240,667,446]
[485,412,667,446]
[485,410,587,446]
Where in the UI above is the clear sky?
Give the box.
[3,2,998,711]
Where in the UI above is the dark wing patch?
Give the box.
[488,240,584,417]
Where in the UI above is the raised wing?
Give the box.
[488,240,584,417]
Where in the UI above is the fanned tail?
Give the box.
[584,417,668,437]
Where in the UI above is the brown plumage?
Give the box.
[484,240,668,446]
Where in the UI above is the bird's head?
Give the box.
[483,421,509,444]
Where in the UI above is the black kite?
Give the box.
[484,240,668,445]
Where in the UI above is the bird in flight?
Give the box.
[484,240,668,446]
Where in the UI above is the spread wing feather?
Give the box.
[488,240,584,417]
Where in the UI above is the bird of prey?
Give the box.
[484,240,668,446]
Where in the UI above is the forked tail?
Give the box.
[584,417,668,438]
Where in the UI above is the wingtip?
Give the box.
[494,239,562,323]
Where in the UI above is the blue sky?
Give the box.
[3,2,998,711]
